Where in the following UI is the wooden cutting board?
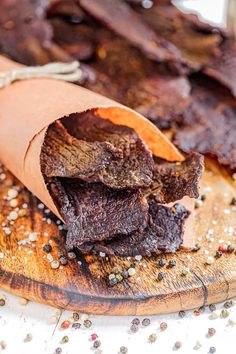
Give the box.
[0,157,235,316]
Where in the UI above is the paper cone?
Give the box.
[0,56,194,247]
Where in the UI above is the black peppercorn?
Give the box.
[193,243,201,252]
[230,197,236,206]
[209,304,216,312]
[178,310,185,318]
[131,318,140,326]
[158,258,166,267]
[168,259,176,268]
[157,272,165,281]
[142,318,150,326]
[215,251,222,258]
[43,244,52,253]
[93,340,101,348]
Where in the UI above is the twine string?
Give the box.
[0,61,82,88]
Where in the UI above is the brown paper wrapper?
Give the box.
[0,56,194,248]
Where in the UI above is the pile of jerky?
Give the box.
[41,111,203,256]
[1,0,235,171]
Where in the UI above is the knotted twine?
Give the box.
[0,61,82,88]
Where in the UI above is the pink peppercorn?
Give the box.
[60,320,70,329]
[91,333,98,341]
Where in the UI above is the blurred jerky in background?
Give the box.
[0,0,236,170]
[0,0,70,64]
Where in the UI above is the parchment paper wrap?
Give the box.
[0,56,194,248]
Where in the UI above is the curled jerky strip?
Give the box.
[0,61,82,88]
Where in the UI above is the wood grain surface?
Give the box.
[0,157,235,316]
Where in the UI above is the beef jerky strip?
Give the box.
[85,38,191,129]
[145,153,204,204]
[82,202,190,257]
[0,0,71,65]
[204,40,236,98]
[60,111,154,189]
[41,120,124,181]
[48,0,96,61]
[48,178,149,247]
[174,78,236,170]
[77,0,185,69]
[138,3,223,72]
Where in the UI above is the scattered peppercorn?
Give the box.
[93,340,101,349]
[224,300,233,308]
[181,268,189,276]
[128,267,136,276]
[148,333,157,343]
[178,310,186,318]
[227,245,235,253]
[131,318,140,326]
[51,260,60,269]
[221,309,230,318]
[24,334,32,343]
[122,271,129,279]
[209,304,216,312]
[43,244,52,253]
[61,336,69,344]
[130,323,139,333]
[55,348,62,354]
[60,321,70,329]
[0,298,5,306]
[67,252,76,260]
[59,257,68,266]
[193,244,201,252]
[116,273,123,282]
[84,319,92,328]
[218,245,226,253]
[230,197,236,206]
[200,194,206,201]
[168,259,176,268]
[157,272,165,281]
[198,306,205,313]
[142,318,151,327]
[158,258,166,267]
[195,199,203,209]
[91,333,98,341]
[108,277,118,287]
[215,251,222,258]
[174,341,182,350]
[208,328,216,337]
[19,297,28,306]
[72,312,80,321]
[72,323,81,329]
[0,341,6,350]
[160,322,168,331]
[194,310,201,316]
[120,346,128,354]
[209,347,216,353]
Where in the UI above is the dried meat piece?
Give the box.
[174,79,236,170]
[145,153,204,203]
[49,18,95,60]
[60,111,154,189]
[78,0,185,69]
[0,0,71,65]
[85,38,191,129]
[41,120,123,182]
[86,202,190,256]
[138,4,223,71]
[204,40,236,97]
[48,178,149,247]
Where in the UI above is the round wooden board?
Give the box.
[0,158,235,316]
